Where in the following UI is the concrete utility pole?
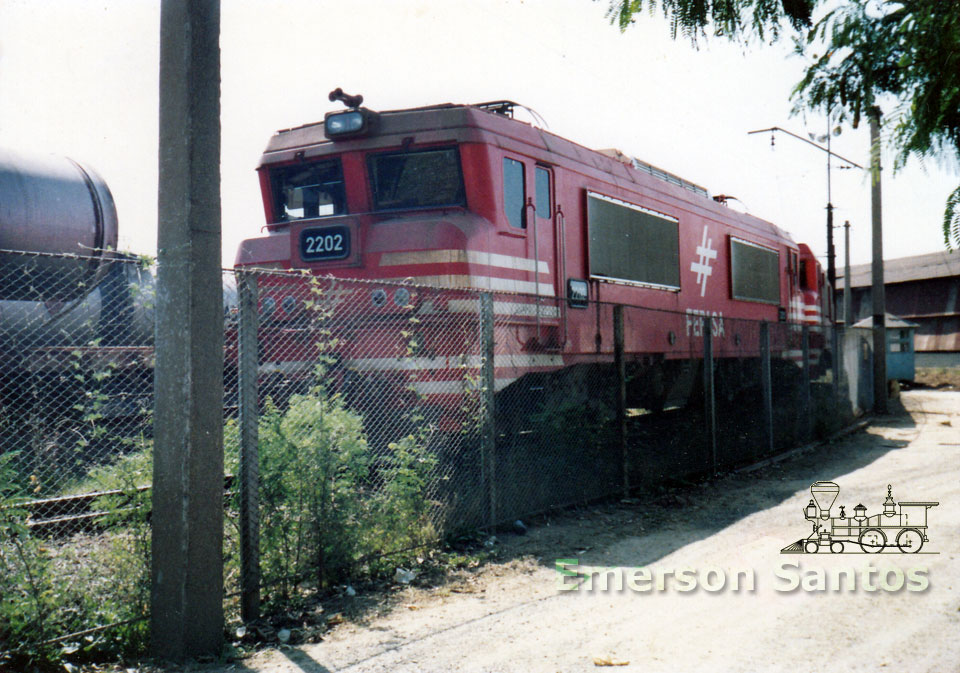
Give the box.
[843,220,852,328]
[825,125,836,315]
[151,0,223,660]
[869,107,887,414]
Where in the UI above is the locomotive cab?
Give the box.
[236,100,560,334]
[797,243,829,327]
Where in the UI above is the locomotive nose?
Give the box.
[811,481,839,520]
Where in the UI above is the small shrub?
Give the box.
[255,389,369,598]
[0,444,153,668]
[230,379,442,607]
[370,428,440,554]
[0,451,60,666]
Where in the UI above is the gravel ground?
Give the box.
[218,390,960,673]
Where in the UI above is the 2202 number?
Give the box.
[304,233,343,255]
[299,226,350,261]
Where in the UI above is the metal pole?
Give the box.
[827,127,836,317]
[703,326,716,474]
[843,220,852,327]
[869,108,888,414]
[802,325,812,440]
[613,305,628,497]
[238,272,260,623]
[831,323,840,405]
[480,293,497,528]
[151,0,223,660]
[759,321,773,456]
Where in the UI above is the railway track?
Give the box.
[6,474,235,538]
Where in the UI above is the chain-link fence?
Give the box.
[1,251,873,662]
[0,250,157,664]
[228,268,871,618]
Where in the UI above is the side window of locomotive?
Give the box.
[730,238,780,304]
[799,259,810,290]
[535,166,551,219]
[368,147,465,211]
[586,192,680,289]
[503,157,526,229]
[272,159,346,222]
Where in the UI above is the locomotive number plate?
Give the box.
[299,225,350,262]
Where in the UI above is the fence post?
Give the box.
[613,305,628,497]
[802,325,812,440]
[480,293,497,528]
[831,323,840,406]
[703,325,717,475]
[760,321,773,456]
[237,272,260,623]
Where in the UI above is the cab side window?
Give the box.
[503,157,526,229]
[535,166,551,219]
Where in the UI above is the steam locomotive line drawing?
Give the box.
[234,92,834,427]
[782,481,939,554]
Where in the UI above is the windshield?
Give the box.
[368,147,465,212]
[272,159,346,222]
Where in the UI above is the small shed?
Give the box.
[852,314,919,382]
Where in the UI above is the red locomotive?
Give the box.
[234,95,831,425]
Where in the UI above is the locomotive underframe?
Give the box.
[802,523,930,554]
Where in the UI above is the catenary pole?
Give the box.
[869,107,887,414]
[747,125,861,319]
[844,220,852,328]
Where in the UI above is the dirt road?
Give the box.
[229,390,960,673]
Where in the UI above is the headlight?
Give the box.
[324,108,378,139]
[393,287,411,307]
[325,111,364,135]
[261,296,276,318]
[281,295,297,315]
[371,289,387,307]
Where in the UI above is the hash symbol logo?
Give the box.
[690,225,717,297]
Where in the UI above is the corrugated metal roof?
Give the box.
[838,250,960,288]
[851,313,918,329]
[916,316,960,351]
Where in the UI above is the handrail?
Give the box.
[526,199,541,341]
[556,205,567,348]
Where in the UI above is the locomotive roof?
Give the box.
[260,102,796,249]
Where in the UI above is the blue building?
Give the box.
[837,251,960,369]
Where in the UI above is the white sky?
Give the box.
[0,0,956,268]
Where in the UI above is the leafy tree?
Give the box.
[608,0,960,247]
[607,0,816,43]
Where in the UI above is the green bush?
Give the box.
[369,428,440,554]
[257,389,369,597]
[0,448,151,669]
[0,451,56,665]
[232,382,440,606]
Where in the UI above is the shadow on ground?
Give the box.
[490,396,916,571]
[205,398,921,673]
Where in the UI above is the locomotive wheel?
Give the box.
[804,540,820,554]
[896,528,924,553]
[858,528,887,553]
[830,541,844,554]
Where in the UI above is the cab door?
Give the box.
[533,165,557,300]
